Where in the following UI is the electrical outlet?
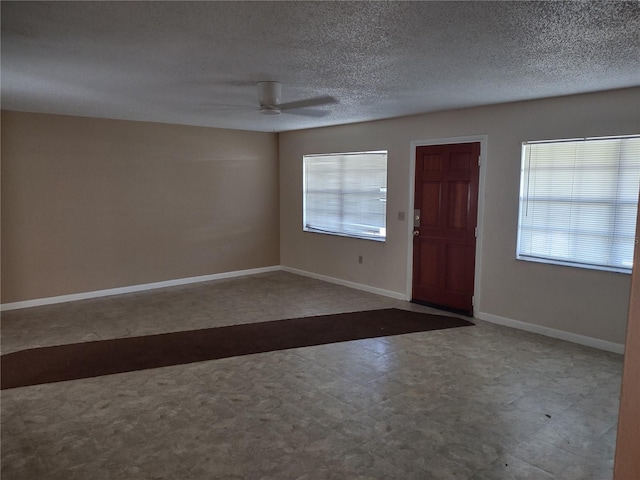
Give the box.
[358,255,363,264]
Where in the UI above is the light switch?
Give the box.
[398,211,406,221]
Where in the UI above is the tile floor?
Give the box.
[1,271,623,479]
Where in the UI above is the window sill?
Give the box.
[303,228,386,243]
[516,255,632,275]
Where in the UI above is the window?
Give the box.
[303,150,387,241]
[517,135,640,273]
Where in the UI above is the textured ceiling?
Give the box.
[2,1,639,132]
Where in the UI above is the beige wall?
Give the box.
[3,89,637,344]
[1,111,280,303]
[280,88,639,345]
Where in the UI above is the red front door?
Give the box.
[412,143,480,315]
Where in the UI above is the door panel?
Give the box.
[419,241,440,287]
[445,244,469,293]
[412,142,480,315]
[450,153,472,171]
[447,182,469,230]
[422,182,441,227]
[423,154,444,172]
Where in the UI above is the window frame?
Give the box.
[302,150,388,242]
[516,135,640,275]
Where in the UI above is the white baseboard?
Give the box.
[476,311,625,354]
[1,266,625,356]
[0,266,282,311]
[281,266,408,301]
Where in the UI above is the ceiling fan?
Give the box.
[255,81,337,117]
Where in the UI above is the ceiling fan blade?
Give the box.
[281,108,332,118]
[278,96,338,111]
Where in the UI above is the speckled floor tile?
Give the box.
[1,271,623,479]
[470,453,556,480]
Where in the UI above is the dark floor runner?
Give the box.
[1,308,473,389]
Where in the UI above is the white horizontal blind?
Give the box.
[303,151,387,241]
[517,136,640,273]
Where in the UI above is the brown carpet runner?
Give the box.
[1,308,473,389]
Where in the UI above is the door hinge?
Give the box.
[471,296,475,306]
[474,227,478,238]
[478,155,481,167]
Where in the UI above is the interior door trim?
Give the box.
[407,135,488,317]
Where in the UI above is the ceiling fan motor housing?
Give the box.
[257,81,282,114]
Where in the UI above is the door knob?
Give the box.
[413,230,419,237]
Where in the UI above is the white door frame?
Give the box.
[407,135,488,317]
